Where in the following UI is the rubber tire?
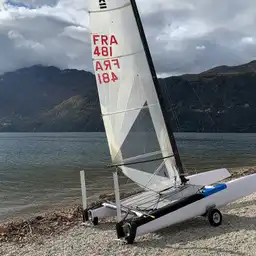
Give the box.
[208,208,222,227]
[124,223,137,244]
[92,217,99,226]
[116,222,125,238]
[83,209,89,222]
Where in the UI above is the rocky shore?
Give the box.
[0,167,255,256]
[0,188,142,244]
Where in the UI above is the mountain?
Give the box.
[0,65,103,132]
[201,60,256,75]
[0,61,256,132]
[159,60,256,132]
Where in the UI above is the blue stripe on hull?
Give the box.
[202,183,227,197]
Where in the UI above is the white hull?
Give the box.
[88,168,231,220]
[187,168,231,186]
[85,171,256,244]
[136,173,256,236]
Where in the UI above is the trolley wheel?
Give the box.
[83,209,89,222]
[123,222,137,244]
[208,208,222,227]
[116,222,125,238]
[92,217,99,226]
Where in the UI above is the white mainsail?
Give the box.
[88,0,181,188]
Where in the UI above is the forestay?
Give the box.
[88,0,181,189]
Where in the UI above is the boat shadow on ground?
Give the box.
[92,220,117,231]
[133,212,255,255]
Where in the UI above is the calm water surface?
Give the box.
[0,132,256,221]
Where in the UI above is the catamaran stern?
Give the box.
[118,173,256,244]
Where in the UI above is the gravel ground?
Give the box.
[1,192,255,256]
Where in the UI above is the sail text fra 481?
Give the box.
[92,34,120,85]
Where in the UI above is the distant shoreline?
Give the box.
[1,131,256,133]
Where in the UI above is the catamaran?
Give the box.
[80,0,256,244]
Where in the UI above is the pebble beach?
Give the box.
[1,168,255,256]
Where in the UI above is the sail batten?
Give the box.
[92,49,144,61]
[112,154,175,167]
[102,103,159,117]
[121,150,163,163]
[90,2,131,13]
[88,0,184,188]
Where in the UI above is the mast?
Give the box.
[130,0,188,183]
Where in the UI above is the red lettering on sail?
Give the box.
[93,34,120,84]
[101,46,109,56]
[109,35,118,45]
[95,59,120,71]
[103,60,111,70]
[93,46,100,56]
[92,34,118,46]
[111,72,118,82]
[95,61,103,71]
[112,59,120,69]
[93,46,112,57]
[92,34,118,58]
[92,34,99,45]
[101,35,108,45]
[95,59,120,84]
[97,72,119,84]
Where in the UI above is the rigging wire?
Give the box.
[161,78,190,174]
[188,81,215,128]
[162,78,182,132]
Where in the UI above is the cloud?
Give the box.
[0,0,256,76]
[0,0,90,74]
[6,0,33,8]
[143,0,256,74]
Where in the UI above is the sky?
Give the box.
[0,0,256,76]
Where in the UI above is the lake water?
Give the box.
[0,132,256,221]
